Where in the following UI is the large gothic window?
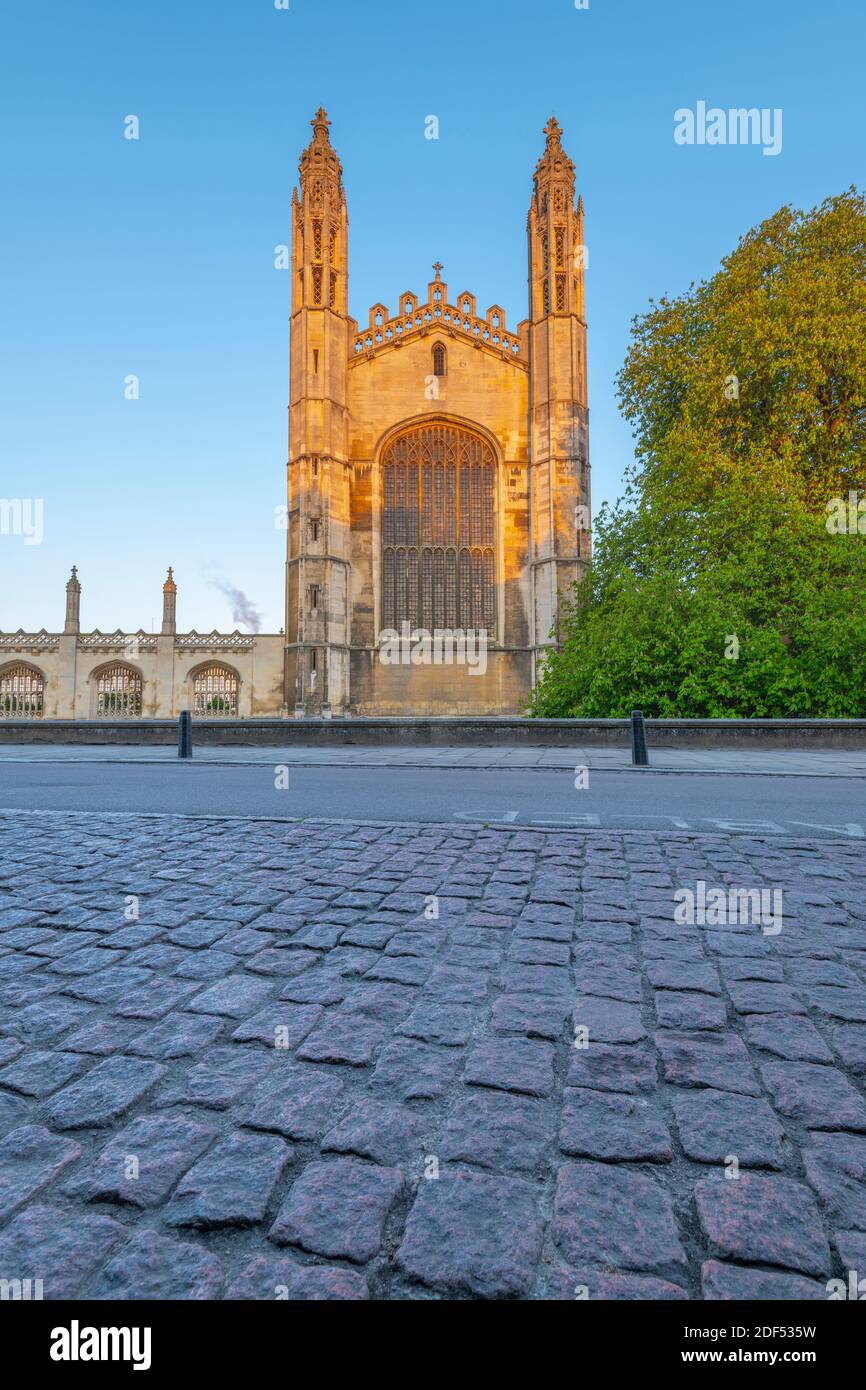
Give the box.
[95,663,142,718]
[381,422,496,633]
[0,663,44,718]
[192,663,239,717]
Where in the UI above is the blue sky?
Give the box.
[1,0,863,633]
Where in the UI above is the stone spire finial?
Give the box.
[311,106,331,142]
[161,567,177,635]
[432,261,443,281]
[543,115,563,148]
[64,565,81,634]
[299,105,343,195]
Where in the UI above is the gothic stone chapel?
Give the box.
[0,110,590,721]
[287,108,591,717]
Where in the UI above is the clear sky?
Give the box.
[1,0,863,634]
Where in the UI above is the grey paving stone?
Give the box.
[464,1036,555,1097]
[337,982,417,1021]
[0,1203,123,1298]
[45,1057,166,1130]
[810,985,866,1023]
[425,965,489,1003]
[156,1047,274,1110]
[760,1059,866,1131]
[440,1089,553,1173]
[543,1267,688,1300]
[560,1089,672,1163]
[672,1088,786,1167]
[370,1038,462,1101]
[296,1012,385,1066]
[279,973,348,1006]
[321,1098,426,1167]
[64,1114,216,1208]
[830,1024,866,1075]
[803,1132,866,1230]
[656,1030,760,1095]
[654,991,727,1031]
[225,1254,368,1300]
[646,960,722,995]
[4,998,95,1044]
[743,1013,834,1063]
[125,1012,224,1059]
[230,1002,323,1048]
[694,1173,832,1276]
[566,1042,657,1094]
[553,1162,687,1278]
[92,1228,225,1300]
[727,981,807,1016]
[0,1124,82,1220]
[397,1167,544,1298]
[701,1260,827,1300]
[491,991,568,1040]
[573,962,642,1003]
[165,1129,293,1229]
[186,975,275,1019]
[0,1049,90,1097]
[572,995,646,1044]
[269,1158,403,1263]
[396,1001,476,1047]
[240,1068,345,1140]
[63,1018,143,1055]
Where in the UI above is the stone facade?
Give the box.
[0,111,589,721]
[0,570,284,720]
[287,109,590,717]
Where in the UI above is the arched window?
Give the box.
[381,422,496,634]
[432,343,446,377]
[95,663,142,718]
[192,663,239,718]
[0,663,44,718]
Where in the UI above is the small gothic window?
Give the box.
[309,519,320,543]
[309,584,321,612]
[311,457,319,477]
[0,663,44,719]
[96,663,142,718]
[432,344,446,377]
[193,663,239,718]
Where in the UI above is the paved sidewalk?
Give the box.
[0,813,865,1300]
[2,742,866,776]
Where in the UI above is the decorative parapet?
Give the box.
[175,630,255,652]
[77,629,159,653]
[350,273,529,367]
[0,629,61,652]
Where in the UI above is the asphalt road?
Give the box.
[0,761,862,838]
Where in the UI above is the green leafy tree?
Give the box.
[532,190,866,718]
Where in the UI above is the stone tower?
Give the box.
[285,107,351,715]
[527,115,590,679]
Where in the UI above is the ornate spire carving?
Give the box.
[299,104,343,200]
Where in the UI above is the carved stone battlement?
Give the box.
[351,275,529,367]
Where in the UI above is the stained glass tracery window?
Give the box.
[381,423,496,634]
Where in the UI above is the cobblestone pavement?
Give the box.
[1,811,865,1301]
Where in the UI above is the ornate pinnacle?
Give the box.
[163,566,177,594]
[311,106,331,141]
[543,115,563,146]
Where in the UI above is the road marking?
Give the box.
[453,810,519,822]
[790,820,865,838]
[531,814,602,827]
[705,818,785,833]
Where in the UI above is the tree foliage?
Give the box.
[532,189,866,718]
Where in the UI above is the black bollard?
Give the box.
[630,708,649,766]
[178,710,193,759]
